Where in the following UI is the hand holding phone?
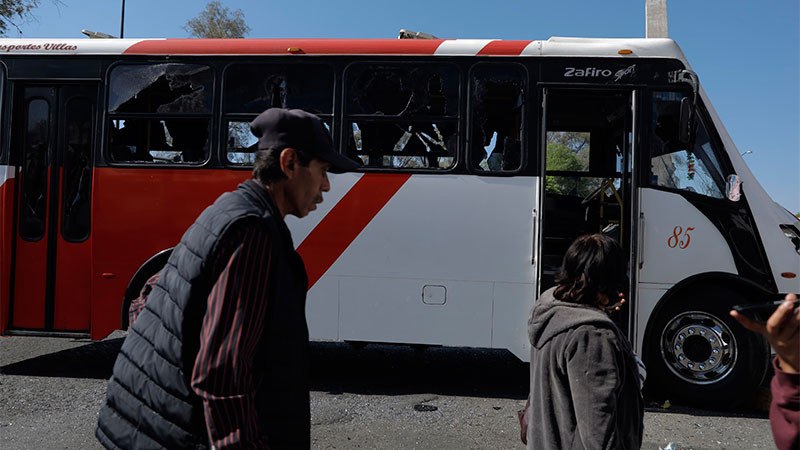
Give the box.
[732,299,799,323]
[730,293,800,374]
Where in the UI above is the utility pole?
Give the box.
[646,0,668,38]
[120,0,126,39]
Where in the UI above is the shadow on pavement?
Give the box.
[309,342,529,400]
[0,338,529,399]
[0,337,124,380]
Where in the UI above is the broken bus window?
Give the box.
[107,64,213,164]
[344,63,459,170]
[470,65,525,173]
[223,63,335,165]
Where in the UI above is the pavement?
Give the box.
[0,334,775,450]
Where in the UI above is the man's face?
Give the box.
[285,156,331,218]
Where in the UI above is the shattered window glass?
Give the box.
[107,64,213,165]
[348,121,457,169]
[109,118,210,163]
[226,119,333,166]
[470,65,525,172]
[108,64,212,113]
[226,121,259,165]
[344,63,459,170]
[347,64,458,116]
[223,64,334,114]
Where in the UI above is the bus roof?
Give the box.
[0,37,688,62]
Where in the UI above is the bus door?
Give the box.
[9,84,96,333]
[538,87,636,331]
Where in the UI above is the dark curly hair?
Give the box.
[553,233,627,307]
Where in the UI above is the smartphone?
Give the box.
[732,299,800,323]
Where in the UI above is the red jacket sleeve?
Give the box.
[770,357,800,450]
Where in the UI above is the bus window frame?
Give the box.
[341,59,462,174]
[103,60,217,168]
[220,60,337,169]
[18,95,52,243]
[644,88,736,203]
[466,61,529,176]
[220,60,336,116]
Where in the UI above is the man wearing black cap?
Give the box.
[97,109,359,450]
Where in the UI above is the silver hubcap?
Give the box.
[660,311,737,385]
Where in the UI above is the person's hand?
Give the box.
[730,293,799,374]
[600,292,626,313]
[518,397,530,445]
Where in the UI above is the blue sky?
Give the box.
[12,0,800,211]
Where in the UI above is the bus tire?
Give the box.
[645,285,770,407]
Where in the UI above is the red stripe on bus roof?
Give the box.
[124,39,446,55]
[297,173,411,289]
[476,40,533,56]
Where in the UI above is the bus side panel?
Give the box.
[633,284,670,354]
[492,282,534,361]
[53,237,92,330]
[90,167,246,339]
[304,174,537,350]
[637,188,737,285]
[339,278,493,347]
[0,167,14,334]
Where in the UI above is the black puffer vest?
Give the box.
[96,179,310,449]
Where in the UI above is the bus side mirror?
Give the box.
[726,174,742,202]
[678,97,694,145]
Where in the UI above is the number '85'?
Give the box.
[668,226,695,249]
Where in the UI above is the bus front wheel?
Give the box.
[645,286,770,407]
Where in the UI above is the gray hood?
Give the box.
[528,287,617,349]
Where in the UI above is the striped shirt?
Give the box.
[191,219,273,449]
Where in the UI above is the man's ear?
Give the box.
[279,148,298,178]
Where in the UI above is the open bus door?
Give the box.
[8,84,96,335]
[537,87,636,336]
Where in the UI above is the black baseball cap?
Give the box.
[250,108,360,173]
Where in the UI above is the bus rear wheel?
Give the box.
[645,286,770,407]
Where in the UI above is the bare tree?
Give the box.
[0,0,39,36]
[183,1,249,39]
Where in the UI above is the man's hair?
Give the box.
[252,147,313,184]
[554,233,627,307]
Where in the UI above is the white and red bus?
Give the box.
[0,37,797,403]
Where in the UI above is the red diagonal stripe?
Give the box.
[476,40,533,56]
[297,173,411,289]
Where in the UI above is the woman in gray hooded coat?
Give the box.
[524,234,644,449]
